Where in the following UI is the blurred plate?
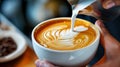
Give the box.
[0,31,27,62]
[0,13,29,62]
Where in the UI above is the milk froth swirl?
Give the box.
[35,19,96,50]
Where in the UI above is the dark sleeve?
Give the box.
[104,15,120,41]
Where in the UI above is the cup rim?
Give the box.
[32,17,100,52]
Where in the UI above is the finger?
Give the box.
[35,60,41,67]
[35,60,56,67]
[101,0,115,9]
[95,20,119,51]
[95,20,110,47]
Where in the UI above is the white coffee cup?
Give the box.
[32,17,100,67]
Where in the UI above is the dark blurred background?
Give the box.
[0,0,72,38]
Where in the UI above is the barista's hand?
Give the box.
[35,20,120,67]
[101,0,120,9]
[93,20,120,67]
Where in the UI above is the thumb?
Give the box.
[95,20,119,51]
[93,20,120,67]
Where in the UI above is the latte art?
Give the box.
[43,26,88,46]
[35,19,96,50]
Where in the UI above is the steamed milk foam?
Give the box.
[34,19,96,50]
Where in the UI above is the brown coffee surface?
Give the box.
[34,18,96,50]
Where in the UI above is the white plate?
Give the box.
[0,31,27,63]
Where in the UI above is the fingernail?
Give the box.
[40,61,50,67]
[35,60,40,64]
[35,60,41,67]
[106,1,115,9]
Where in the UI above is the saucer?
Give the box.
[0,31,27,62]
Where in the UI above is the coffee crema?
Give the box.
[34,18,96,50]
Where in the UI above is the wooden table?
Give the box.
[0,46,106,67]
[0,46,38,67]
